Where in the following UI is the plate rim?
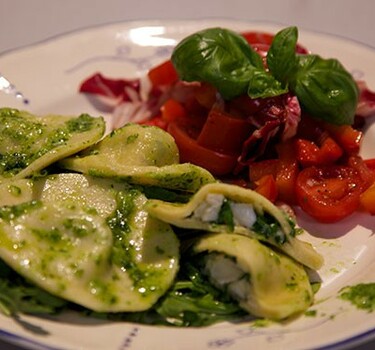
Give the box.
[0,17,375,350]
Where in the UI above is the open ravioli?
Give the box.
[0,108,105,183]
[0,173,179,312]
[192,232,314,320]
[59,123,215,192]
[146,183,323,270]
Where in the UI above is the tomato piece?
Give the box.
[364,158,375,172]
[254,174,278,203]
[360,183,375,215]
[167,121,238,176]
[241,31,308,54]
[275,141,299,204]
[296,137,343,167]
[249,159,279,182]
[161,99,187,123]
[318,137,343,164]
[139,115,168,130]
[148,60,178,88]
[296,139,320,167]
[241,31,275,46]
[295,166,362,223]
[323,123,363,155]
[197,108,252,154]
[348,156,375,191]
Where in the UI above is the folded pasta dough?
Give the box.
[192,232,314,320]
[146,182,323,270]
[59,123,215,192]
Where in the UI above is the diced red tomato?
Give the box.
[360,183,375,214]
[318,137,344,164]
[347,156,375,191]
[296,137,343,167]
[139,115,168,130]
[295,166,363,223]
[364,158,375,172]
[241,31,308,54]
[323,123,363,155]
[161,99,187,123]
[254,174,278,203]
[148,60,178,89]
[295,139,320,167]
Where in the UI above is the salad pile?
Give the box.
[80,26,375,223]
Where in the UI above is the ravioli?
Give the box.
[59,123,215,192]
[0,173,179,312]
[0,108,105,183]
[192,232,314,320]
[146,182,323,270]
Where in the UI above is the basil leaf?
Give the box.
[291,55,359,125]
[172,27,285,100]
[248,70,287,98]
[267,26,299,85]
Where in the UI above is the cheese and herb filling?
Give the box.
[146,183,323,270]
[192,232,314,320]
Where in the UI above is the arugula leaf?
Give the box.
[172,27,286,100]
[0,260,67,317]
[82,258,245,327]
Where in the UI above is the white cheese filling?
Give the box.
[193,194,257,229]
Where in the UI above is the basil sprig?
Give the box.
[171,27,287,100]
[171,26,359,125]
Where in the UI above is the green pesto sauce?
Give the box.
[252,213,286,244]
[0,109,97,177]
[304,309,317,317]
[339,283,375,312]
[106,189,164,296]
[65,113,96,133]
[0,200,42,222]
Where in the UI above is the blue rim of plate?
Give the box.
[0,18,375,350]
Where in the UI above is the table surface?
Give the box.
[0,1,374,349]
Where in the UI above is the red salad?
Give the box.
[79,27,375,223]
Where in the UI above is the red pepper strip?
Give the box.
[197,108,252,154]
[275,140,299,205]
[167,121,238,176]
[248,159,279,182]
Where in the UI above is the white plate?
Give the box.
[0,19,375,350]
